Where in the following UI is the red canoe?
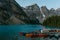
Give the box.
[20,32,49,38]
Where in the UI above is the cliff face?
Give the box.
[23,4,41,17]
[0,0,11,24]
[41,6,60,17]
[0,0,40,24]
[22,4,60,23]
[55,8,60,16]
[22,4,43,23]
[2,0,60,24]
[49,8,57,16]
[41,6,50,18]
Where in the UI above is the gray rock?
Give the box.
[22,4,43,23]
[41,6,50,18]
[55,8,60,16]
[0,0,40,24]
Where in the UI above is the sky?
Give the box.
[15,0,60,9]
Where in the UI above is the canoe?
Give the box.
[20,32,49,38]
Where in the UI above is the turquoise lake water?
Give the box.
[0,25,44,40]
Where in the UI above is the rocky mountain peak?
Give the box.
[25,4,40,11]
[0,0,40,24]
[50,8,55,11]
[22,4,43,23]
[56,8,60,12]
[41,6,49,18]
[41,6,49,12]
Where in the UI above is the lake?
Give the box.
[0,25,44,40]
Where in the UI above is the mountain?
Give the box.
[0,0,40,24]
[55,8,60,16]
[22,4,43,23]
[23,4,41,17]
[49,8,57,16]
[22,4,60,23]
[40,6,60,18]
[41,6,50,18]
